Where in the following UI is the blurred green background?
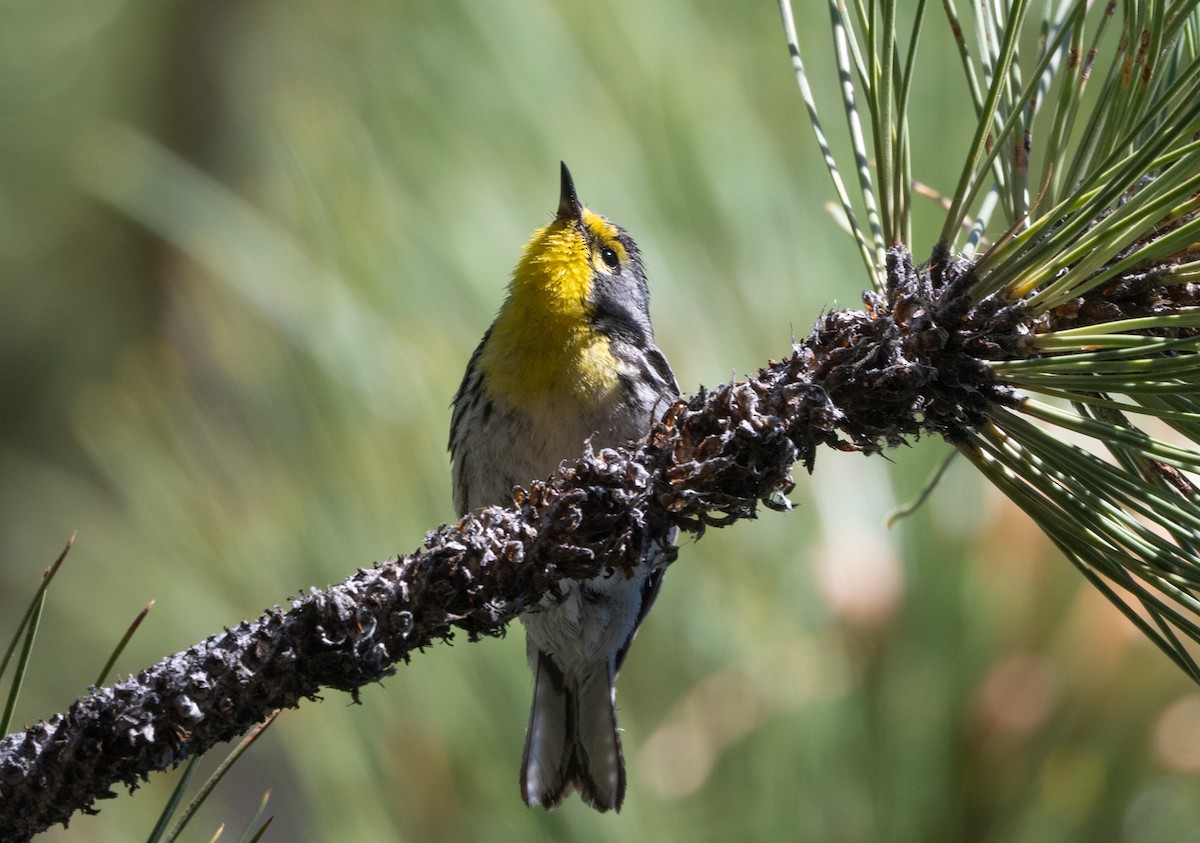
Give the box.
[3,1,1200,841]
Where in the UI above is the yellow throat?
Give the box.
[479,184,630,410]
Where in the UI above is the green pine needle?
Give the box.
[0,534,74,736]
[784,0,1200,678]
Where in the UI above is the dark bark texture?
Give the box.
[9,239,1182,840]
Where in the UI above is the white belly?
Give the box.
[520,565,651,676]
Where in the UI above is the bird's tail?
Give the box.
[520,649,625,812]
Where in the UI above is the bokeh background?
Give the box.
[3,1,1200,841]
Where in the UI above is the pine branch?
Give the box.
[0,246,1035,839]
[3,3,1191,839]
[10,221,1192,837]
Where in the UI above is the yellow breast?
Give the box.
[479,215,622,409]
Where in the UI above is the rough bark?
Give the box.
[7,240,1194,840]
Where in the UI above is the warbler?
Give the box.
[449,163,678,812]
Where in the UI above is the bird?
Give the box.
[449,162,678,812]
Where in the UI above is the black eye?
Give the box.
[600,247,620,269]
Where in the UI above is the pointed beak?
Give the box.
[557,161,584,224]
